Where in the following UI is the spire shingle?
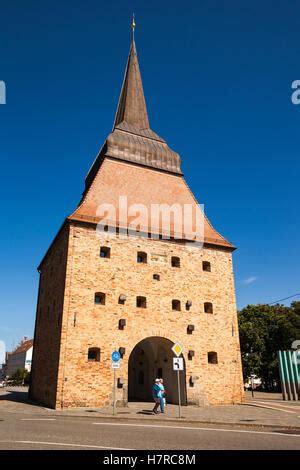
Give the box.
[114,39,149,130]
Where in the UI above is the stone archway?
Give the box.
[128,336,186,405]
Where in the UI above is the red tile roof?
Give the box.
[13,339,33,354]
[69,158,234,249]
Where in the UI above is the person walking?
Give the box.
[159,378,166,409]
[157,378,165,414]
[152,378,162,414]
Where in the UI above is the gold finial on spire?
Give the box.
[132,13,136,40]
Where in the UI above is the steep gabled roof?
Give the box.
[69,158,234,249]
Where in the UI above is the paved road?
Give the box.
[0,409,300,450]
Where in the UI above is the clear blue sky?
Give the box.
[0,0,300,352]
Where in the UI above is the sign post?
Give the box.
[250,374,255,398]
[111,351,121,416]
[172,343,183,419]
[177,367,181,419]
[113,367,116,416]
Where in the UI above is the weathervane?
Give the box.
[132,13,136,40]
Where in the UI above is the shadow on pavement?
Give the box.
[0,389,41,408]
[137,410,155,415]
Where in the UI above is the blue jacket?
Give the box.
[152,383,161,398]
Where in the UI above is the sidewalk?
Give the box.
[1,388,300,430]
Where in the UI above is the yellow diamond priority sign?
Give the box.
[172,342,183,357]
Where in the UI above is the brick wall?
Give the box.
[29,225,69,408]
[41,222,245,409]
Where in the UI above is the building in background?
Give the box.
[6,338,33,378]
[30,26,244,409]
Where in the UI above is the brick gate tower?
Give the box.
[29,25,244,409]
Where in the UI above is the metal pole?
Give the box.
[283,351,292,400]
[293,351,300,400]
[113,368,116,416]
[177,369,181,418]
[278,351,287,400]
[251,376,254,398]
[297,352,300,401]
[288,350,297,401]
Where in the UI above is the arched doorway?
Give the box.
[128,337,186,405]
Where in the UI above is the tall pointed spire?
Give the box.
[113,17,149,130]
[84,19,183,191]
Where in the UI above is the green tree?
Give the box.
[11,368,30,385]
[238,302,300,391]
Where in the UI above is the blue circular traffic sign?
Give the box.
[112,350,121,362]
